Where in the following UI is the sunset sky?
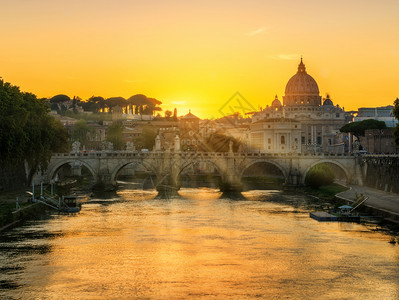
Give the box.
[1,0,398,118]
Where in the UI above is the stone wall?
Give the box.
[363,156,399,193]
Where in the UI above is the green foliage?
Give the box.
[305,163,335,189]
[106,123,125,150]
[134,126,157,150]
[340,119,387,138]
[0,79,69,185]
[393,98,399,120]
[71,119,90,146]
[304,183,348,199]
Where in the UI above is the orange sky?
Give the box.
[1,0,398,119]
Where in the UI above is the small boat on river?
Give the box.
[59,195,81,213]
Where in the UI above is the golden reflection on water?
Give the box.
[1,188,398,299]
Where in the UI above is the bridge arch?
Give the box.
[47,159,97,181]
[110,160,157,183]
[240,159,288,181]
[178,158,225,178]
[302,159,350,185]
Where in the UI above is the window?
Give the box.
[268,138,271,144]
[187,140,190,145]
[301,136,305,144]
[281,136,285,145]
[317,137,322,145]
[268,125,271,128]
[336,113,340,118]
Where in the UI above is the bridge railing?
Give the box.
[52,150,359,159]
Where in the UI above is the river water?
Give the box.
[0,188,398,299]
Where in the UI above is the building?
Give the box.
[250,118,301,153]
[354,106,397,128]
[250,59,348,153]
[180,110,201,151]
[359,128,398,154]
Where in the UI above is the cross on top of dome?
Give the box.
[297,57,306,73]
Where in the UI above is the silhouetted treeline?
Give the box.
[48,93,162,115]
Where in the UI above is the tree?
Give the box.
[164,110,172,118]
[81,96,106,113]
[340,119,387,139]
[305,163,335,189]
[105,97,126,113]
[49,94,71,103]
[393,98,399,145]
[0,79,69,186]
[127,94,162,116]
[106,123,125,150]
[71,119,90,146]
[134,126,157,150]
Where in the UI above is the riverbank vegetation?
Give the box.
[305,163,335,189]
[304,183,348,200]
[0,79,69,189]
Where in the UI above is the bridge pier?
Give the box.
[285,168,303,187]
[220,155,244,197]
[70,162,82,177]
[92,168,116,191]
[155,152,182,197]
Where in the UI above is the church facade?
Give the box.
[250,59,348,154]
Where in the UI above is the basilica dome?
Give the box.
[284,58,319,96]
[323,94,334,106]
[271,95,282,107]
[283,58,322,107]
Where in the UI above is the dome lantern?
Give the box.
[298,57,306,73]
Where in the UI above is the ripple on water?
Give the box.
[0,188,398,299]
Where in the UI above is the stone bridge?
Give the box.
[37,151,364,194]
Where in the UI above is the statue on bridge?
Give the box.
[229,140,233,153]
[174,134,181,152]
[71,141,80,153]
[126,141,136,152]
[155,134,161,151]
[106,142,114,151]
